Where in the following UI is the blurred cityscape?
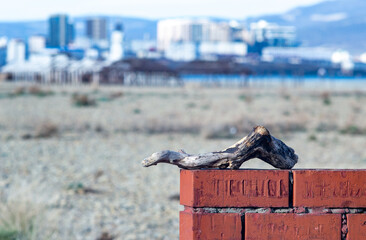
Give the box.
[1,1,366,85]
[2,1,366,239]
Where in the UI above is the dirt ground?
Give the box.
[0,81,366,239]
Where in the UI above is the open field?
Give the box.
[1,81,366,239]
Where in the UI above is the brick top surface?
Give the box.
[293,170,366,208]
[180,169,290,207]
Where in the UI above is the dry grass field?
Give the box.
[0,81,366,239]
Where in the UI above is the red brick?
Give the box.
[180,169,290,207]
[180,208,242,240]
[293,170,366,208]
[245,213,341,240]
[347,214,366,240]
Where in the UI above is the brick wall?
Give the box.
[179,169,366,240]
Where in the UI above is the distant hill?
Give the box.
[246,0,366,54]
[0,0,365,54]
[0,21,48,40]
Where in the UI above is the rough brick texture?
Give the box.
[179,208,242,240]
[347,214,366,240]
[245,213,341,240]
[179,169,366,240]
[180,169,290,207]
[293,170,366,207]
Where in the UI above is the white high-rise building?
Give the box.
[28,35,46,53]
[157,18,235,51]
[109,23,124,62]
[6,39,25,64]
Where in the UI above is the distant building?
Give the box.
[85,48,99,59]
[262,47,338,62]
[99,58,181,86]
[86,18,107,41]
[229,20,247,42]
[248,20,297,54]
[129,40,160,58]
[261,47,354,73]
[0,37,7,67]
[200,42,247,58]
[109,23,124,62]
[6,39,25,64]
[331,50,354,72]
[86,17,108,48]
[48,14,74,48]
[2,54,108,84]
[157,19,196,51]
[0,37,7,48]
[73,37,92,50]
[61,48,86,60]
[28,35,46,53]
[157,18,245,51]
[360,53,366,64]
[0,48,6,67]
[164,41,247,62]
[165,42,197,61]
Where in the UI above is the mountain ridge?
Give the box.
[0,0,365,54]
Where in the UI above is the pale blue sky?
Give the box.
[0,0,326,21]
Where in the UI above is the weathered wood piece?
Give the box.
[142,126,298,169]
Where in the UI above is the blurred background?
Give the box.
[1,0,366,239]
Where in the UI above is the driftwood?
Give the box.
[142,126,298,170]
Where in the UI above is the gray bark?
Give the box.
[142,126,298,169]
